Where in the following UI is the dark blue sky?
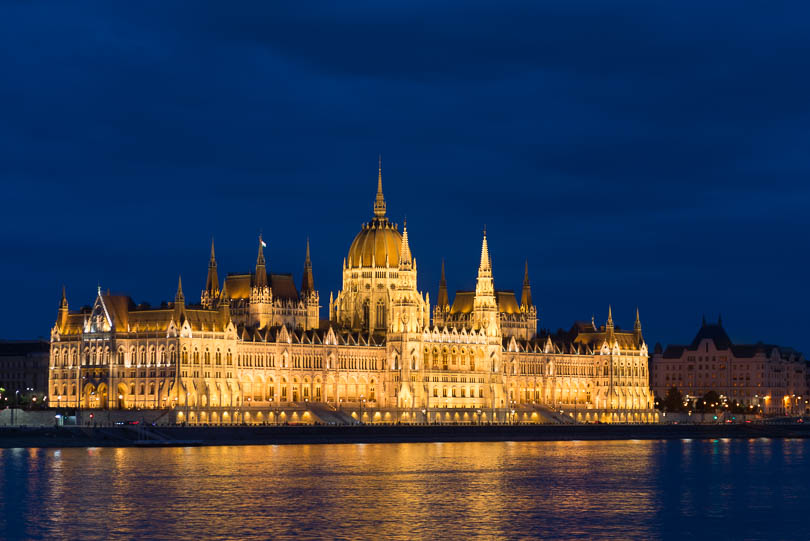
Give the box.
[2,2,809,352]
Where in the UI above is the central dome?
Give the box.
[347,218,402,268]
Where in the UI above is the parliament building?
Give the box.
[48,165,657,424]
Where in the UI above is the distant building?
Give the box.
[651,317,808,415]
[0,340,50,400]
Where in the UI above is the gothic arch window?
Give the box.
[363,300,370,327]
[376,300,386,329]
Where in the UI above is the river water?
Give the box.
[1,439,808,540]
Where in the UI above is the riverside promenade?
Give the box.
[1,423,809,448]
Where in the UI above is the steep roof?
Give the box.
[270,274,299,302]
[223,272,300,302]
[450,290,521,315]
[689,324,732,349]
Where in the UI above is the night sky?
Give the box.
[2,2,809,352]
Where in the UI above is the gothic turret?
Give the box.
[634,307,642,342]
[301,237,314,294]
[255,234,268,290]
[202,238,220,308]
[520,260,532,309]
[174,275,186,322]
[473,228,498,335]
[437,260,448,309]
[398,221,413,271]
[57,285,69,332]
[300,238,320,330]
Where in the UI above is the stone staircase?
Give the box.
[307,403,361,425]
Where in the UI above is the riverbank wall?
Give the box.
[1,422,809,448]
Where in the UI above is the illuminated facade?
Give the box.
[48,164,656,424]
[651,319,808,415]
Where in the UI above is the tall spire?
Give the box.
[606,304,614,334]
[398,219,412,268]
[57,285,69,331]
[437,259,449,308]
[520,259,533,308]
[205,237,219,296]
[301,237,315,293]
[175,275,184,303]
[634,306,642,338]
[255,234,268,289]
[373,154,386,219]
[479,226,492,274]
[59,285,68,310]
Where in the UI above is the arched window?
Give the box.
[376,300,386,329]
[363,300,370,327]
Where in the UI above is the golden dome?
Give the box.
[347,218,402,268]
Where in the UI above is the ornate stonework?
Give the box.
[48,163,656,424]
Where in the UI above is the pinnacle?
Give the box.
[373,155,387,218]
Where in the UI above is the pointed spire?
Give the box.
[398,219,412,268]
[255,234,268,289]
[520,259,533,308]
[175,275,185,303]
[205,237,219,297]
[634,306,642,338]
[301,237,315,293]
[479,227,491,273]
[373,154,387,219]
[257,234,266,266]
[606,305,614,334]
[57,285,69,331]
[437,259,449,308]
[59,285,68,309]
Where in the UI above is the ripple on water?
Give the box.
[0,440,809,540]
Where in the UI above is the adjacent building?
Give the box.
[0,340,50,401]
[651,318,808,415]
[48,164,656,424]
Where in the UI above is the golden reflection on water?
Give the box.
[1,440,809,539]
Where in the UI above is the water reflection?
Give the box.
[0,440,809,539]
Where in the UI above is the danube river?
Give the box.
[1,439,808,539]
